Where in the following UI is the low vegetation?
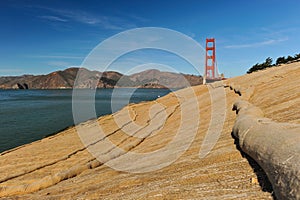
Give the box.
[247,53,300,74]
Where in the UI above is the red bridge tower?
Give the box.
[204,38,221,84]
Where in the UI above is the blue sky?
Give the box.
[0,0,300,77]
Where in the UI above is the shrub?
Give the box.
[247,57,273,74]
[247,53,300,74]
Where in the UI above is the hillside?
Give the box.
[0,68,202,89]
[0,62,299,199]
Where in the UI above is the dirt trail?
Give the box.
[0,62,299,199]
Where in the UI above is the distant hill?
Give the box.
[0,68,202,89]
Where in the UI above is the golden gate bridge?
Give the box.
[203,38,224,84]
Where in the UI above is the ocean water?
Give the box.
[0,88,171,153]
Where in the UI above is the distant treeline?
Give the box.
[247,53,300,74]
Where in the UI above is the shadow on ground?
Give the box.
[231,132,276,200]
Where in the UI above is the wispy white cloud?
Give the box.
[53,9,100,25]
[260,27,300,36]
[33,6,137,30]
[39,15,68,22]
[0,69,25,76]
[126,14,149,23]
[29,55,84,59]
[0,69,23,73]
[47,61,71,67]
[225,37,288,49]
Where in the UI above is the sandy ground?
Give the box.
[0,62,299,199]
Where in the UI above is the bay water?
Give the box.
[0,88,171,153]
